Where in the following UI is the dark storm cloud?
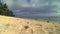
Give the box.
[3,0,60,17]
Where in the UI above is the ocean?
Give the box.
[11,7,60,22]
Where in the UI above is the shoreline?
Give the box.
[17,17,59,23]
[0,15,59,23]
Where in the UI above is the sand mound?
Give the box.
[0,15,60,34]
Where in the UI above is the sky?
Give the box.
[2,0,60,16]
[3,0,49,7]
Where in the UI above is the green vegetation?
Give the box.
[0,1,15,17]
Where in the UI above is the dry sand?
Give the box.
[0,15,60,34]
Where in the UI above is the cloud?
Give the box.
[3,0,13,7]
[3,0,60,16]
[3,0,48,7]
[50,0,60,16]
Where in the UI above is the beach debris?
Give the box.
[24,26,29,29]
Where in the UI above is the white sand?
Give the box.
[0,15,60,34]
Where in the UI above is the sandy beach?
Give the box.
[0,15,60,34]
